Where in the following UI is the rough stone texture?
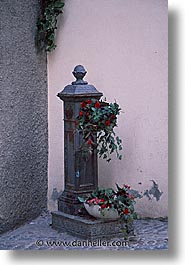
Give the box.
[0,0,48,233]
[52,211,134,240]
[0,212,168,250]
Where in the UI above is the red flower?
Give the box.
[79,111,83,116]
[86,99,92,104]
[86,112,90,117]
[75,121,78,126]
[124,208,130,215]
[81,102,86,108]
[105,120,111,126]
[87,198,96,204]
[119,190,126,195]
[110,114,116,119]
[124,184,130,189]
[87,139,93,145]
[101,204,106,209]
[128,194,135,199]
[95,101,101,108]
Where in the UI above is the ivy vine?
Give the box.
[37,0,65,52]
[75,99,123,162]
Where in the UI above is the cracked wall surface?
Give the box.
[0,0,48,233]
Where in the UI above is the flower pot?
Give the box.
[84,203,120,221]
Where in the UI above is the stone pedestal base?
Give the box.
[57,190,89,215]
[52,211,134,240]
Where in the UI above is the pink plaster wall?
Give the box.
[48,0,168,217]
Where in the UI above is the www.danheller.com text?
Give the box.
[35,239,129,248]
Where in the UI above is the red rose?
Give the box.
[124,208,130,215]
[81,102,86,108]
[95,101,101,108]
[87,139,93,145]
[79,111,83,116]
[86,99,92,104]
[105,120,111,126]
[86,112,90,117]
[101,204,106,209]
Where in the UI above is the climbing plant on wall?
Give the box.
[37,0,65,52]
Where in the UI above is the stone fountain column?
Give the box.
[56,65,103,215]
[52,65,135,240]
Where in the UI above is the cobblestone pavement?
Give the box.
[0,212,168,250]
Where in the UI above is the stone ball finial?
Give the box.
[72,65,88,85]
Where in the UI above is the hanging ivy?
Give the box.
[36,0,65,52]
[75,98,123,162]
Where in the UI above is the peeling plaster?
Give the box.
[147,180,163,201]
[132,180,163,201]
[51,180,163,205]
[51,188,61,201]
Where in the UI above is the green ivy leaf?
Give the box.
[37,1,65,52]
[78,196,86,203]
[75,99,123,162]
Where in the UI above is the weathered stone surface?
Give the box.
[0,212,168,250]
[52,211,134,240]
[0,0,48,233]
